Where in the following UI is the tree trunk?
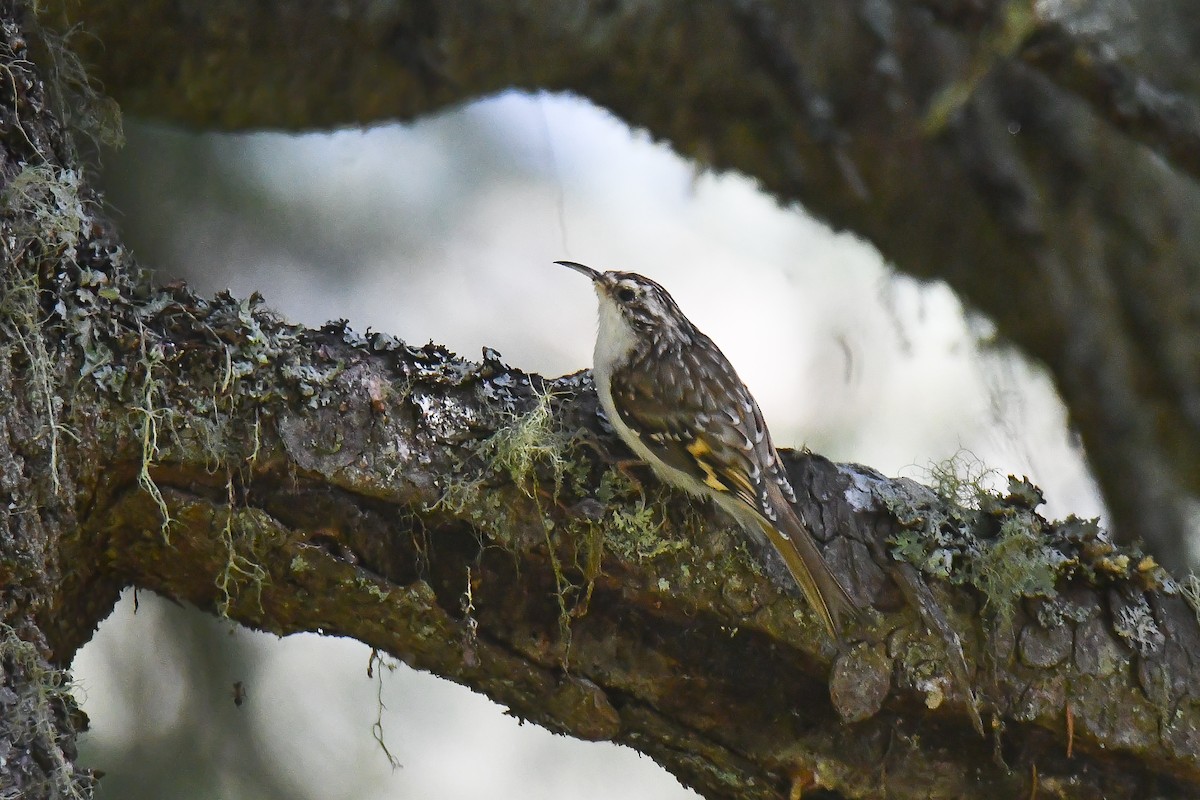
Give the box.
[6,2,1200,798]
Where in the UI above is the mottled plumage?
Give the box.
[558,260,857,635]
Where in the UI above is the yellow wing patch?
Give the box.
[687,438,728,492]
[687,437,757,507]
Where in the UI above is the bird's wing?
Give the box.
[608,335,774,514]
[610,336,859,636]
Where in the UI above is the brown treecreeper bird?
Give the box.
[558,261,857,635]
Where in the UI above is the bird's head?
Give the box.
[556,261,690,338]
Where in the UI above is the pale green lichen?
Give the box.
[24,11,124,154]
[884,454,1061,632]
[595,471,683,562]
[0,625,93,799]
[3,164,87,254]
[925,450,1001,510]
[431,386,589,656]
[965,516,1058,630]
[433,386,570,535]
[481,386,570,497]
[215,491,270,617]
[0,165,92,494]
[132,336,176,540]
[0,271,72,493]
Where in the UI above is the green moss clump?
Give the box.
[595,471,683,562]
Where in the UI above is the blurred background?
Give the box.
[73,92,1105,799]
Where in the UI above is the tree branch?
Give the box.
[13,220,1200,798]
[1019,18,1200,182]
[39,0,1200,568]
[8,2,1200,798]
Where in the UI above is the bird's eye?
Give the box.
[617,287,636,303]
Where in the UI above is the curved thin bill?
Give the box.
[554,260,601,281]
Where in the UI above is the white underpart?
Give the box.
[590,284,741,506]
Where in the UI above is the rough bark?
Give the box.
[39,0,1200,572]
[6,189,1200,797]
[6,2,1200,799]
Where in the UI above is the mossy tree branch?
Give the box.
[7,2,1200,799]
[41,0,1200,571]
[6,209,1200,798]
[11,220,1200,798]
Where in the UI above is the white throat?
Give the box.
[588,288,648,468]
[591,289,638,377]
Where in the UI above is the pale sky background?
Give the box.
[74,91,1105,799]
